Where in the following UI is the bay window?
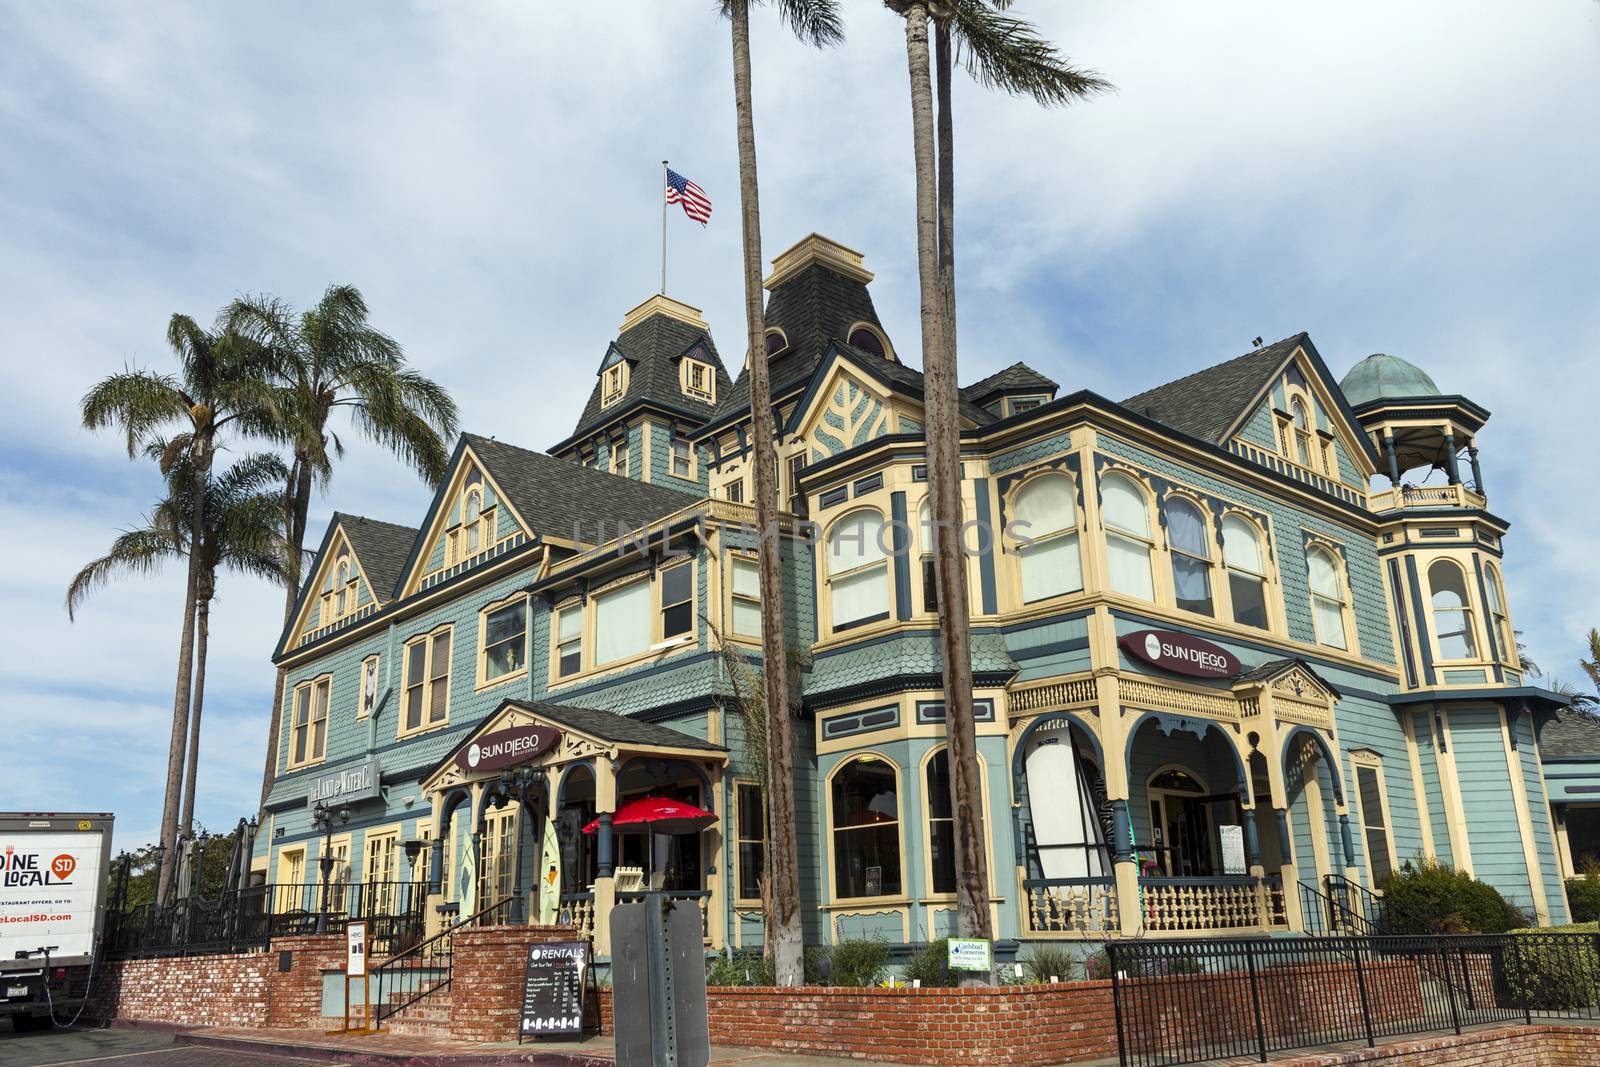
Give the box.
[1428,559,1477,660]
[1102,473,1155,601]
[1012,474,1083,604]
[595,580,651,664]
[827,510,890,630]
[730,556,761,638]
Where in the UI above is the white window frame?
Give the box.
[1307,545,1351,651]
[1008,473,1084,607]
[1426,558,1479,663]
[826,509,891,633]
[1101,471,1156,603]
[287,674,331,769]
[670,437,694,480]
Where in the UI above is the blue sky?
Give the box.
[3,2,1598,851]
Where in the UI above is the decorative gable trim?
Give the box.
[1219,338,1381,473]
[281,520,381,654]
[397,441,537,599]
[598,342,630,374]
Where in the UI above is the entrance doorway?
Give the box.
[1144,767,1243,877]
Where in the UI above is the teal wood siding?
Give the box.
[1451,708,1536,915]
[1334,694,1422,885]
[647,418,706,491]
[1514,713,1568,923]
[1332,439,1362,488]
[1236,401,1278,451]
[1005,613,1092,682]
[791,721,824,942]
[1095,434,1392,662]
[1410,710,1453,867]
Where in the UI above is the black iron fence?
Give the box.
[1109,932,1600,1067]
[105,880,430,960]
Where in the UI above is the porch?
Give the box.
[1012,662,1361,939]
[418,698,728,956]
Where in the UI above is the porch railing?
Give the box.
[1140,875,1286,933]
[559,892,596,941]
[1023,877,1118,936]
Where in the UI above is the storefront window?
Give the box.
[830,757,901,898]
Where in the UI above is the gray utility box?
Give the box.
[610,894,709,1067]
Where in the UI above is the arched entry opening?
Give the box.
[1282,726,1353,890]
[1012,712,1117,935]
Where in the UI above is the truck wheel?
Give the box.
[12,1013,53,1032]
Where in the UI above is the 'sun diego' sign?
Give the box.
[1119,629,1242,679]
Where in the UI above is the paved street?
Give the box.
[0,1021,316,1067]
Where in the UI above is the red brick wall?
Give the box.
[263,934,345,1029]
[446,924,581,1042]
[1270,1024,1600,1066]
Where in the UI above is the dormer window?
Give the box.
[601,361,629,407]
[847,324,891,361]
[681,358,715,403]
[765,329,789,357]
[670,437,693,480]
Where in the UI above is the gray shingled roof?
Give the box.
[963,362,1059,407]
[1122,334,1306,444]
[705,261,887,430]
[863,345,997,427]
[1540,711,1600,758]
[1232,656,1342,697]
[504,700,726,752]
[335,513,418,605]
[567,312,732,445]
[465,433,701,547]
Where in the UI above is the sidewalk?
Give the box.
[178,1026,895,1066]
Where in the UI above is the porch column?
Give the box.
[1338,809,1361,887]
[426,792,447,937]
[1275,807,1304,931]
[707,762,726,951]
[1468,446,1484,495]
[1244,807,1270,926]
[1259,692,1302,931]
[1383,434,1401,486]
[1443,430,1461,484]
[1094,666,1141,936]
[592,753,617,955]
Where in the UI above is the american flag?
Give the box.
[665,167,712,225]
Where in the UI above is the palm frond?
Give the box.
[80,370,188,457]
[948,0,1111,106]
[721,0,844,47]
[66,527,183,620]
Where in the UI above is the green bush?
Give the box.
[1566,876,1600,924]
[1378,859,1524,934]
[1022,943,1078,984]
[1083,946,1113,980]
[1504,924,1600,1010]
[825,937,891,987]
[903,938,956,987]
[706,949,774,987]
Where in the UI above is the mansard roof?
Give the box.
[963,361,1059,407]
[564,299,731,446]
[462,433,700,547]
[703,259,889,434]
[334,513,417,605]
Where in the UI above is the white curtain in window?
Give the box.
[731,558,761,636]
[1103,475,1154,601]
[1166,499,1211,607]
[1014,475,1076,538]
[830,511,886,570]
[1020,535,1083,603]
[1107,536,1154,601]
[831,566,888,628]
[1222,515,1264,573]
[1309,550,1348,649]
[595,581,651,663]
[829,512,889,628]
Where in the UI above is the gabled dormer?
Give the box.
[398,437,538,598]
[1123,333,1378,506]
[963,362,1060,419]
[280,513,417,653]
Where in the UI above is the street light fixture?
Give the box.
[310,802,349,933]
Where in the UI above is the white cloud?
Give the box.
[3,0,1598,847]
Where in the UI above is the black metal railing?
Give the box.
[372,894,517,1029]
[104,880,429,960]
[1109,932,1600,1067]
[1298,877,1380,937]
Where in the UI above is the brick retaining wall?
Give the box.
[447,924,583,1042]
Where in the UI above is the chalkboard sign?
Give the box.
[520,940,591,1039]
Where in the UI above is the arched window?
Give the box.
[764,328,789,357]
[1291,398,1314,469]
[1307,547,1349,650]
[1222,515,1269,629]
[828,510,889,630]
[848,325,888,360]
[830,756,901,898]
[1485,565,1513,664]
[463,489,483,555]
[1428,560,1477,660]
[1165,497,1213,616]
[925,749,955,894]
[1012,474,1083,604]
[335,560,350,616]
[1102,473,1154,601]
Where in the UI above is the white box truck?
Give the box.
[0,813,114,1031]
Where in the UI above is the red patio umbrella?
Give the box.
[582,796,718,836]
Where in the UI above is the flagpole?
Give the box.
[661,160,669,296]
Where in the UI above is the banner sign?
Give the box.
[1119,629,1242,679]
[947,938,993,972]
[346,921,368,977]
[521,940,590,1037]
[1218,824,1247,875]
[456,725,563,774]
[306,757,382,807]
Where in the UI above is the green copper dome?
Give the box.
[1339,353,1442,406]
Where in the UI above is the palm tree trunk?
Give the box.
[258,454,313,817]
[729,0,802,987]
[179,581,213,842]
[902,2,994,967]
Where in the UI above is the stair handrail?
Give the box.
[372,895,516,1028]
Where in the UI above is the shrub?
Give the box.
[1567,876,1600,924]
[903,938,956,987]
[1504,924,1600,1010]
[1083,946,1113,980]
[1378,859,1523,934]
[826,937,891,987]
[1023,943,1078,984]
[706,949,774,987]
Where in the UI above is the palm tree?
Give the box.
[68,451,292,855]
[80,315,271,900]
[885,0,1105,969]
[225,285,457,818]
[721,0,842,988]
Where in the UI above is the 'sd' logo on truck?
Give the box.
[51,855,76,880]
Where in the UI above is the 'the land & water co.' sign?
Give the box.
[1119,629,1242,679]
[305,757,382,806]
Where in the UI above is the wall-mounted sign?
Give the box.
[305,757,382,806]
[1120,629,1241,679]
[1218,824,1247,875]
[947,938,993,973]
[455,724,562,774]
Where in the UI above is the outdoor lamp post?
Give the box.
[497,764,546,923]
[402,838,425,915]
[310,801,350,933]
